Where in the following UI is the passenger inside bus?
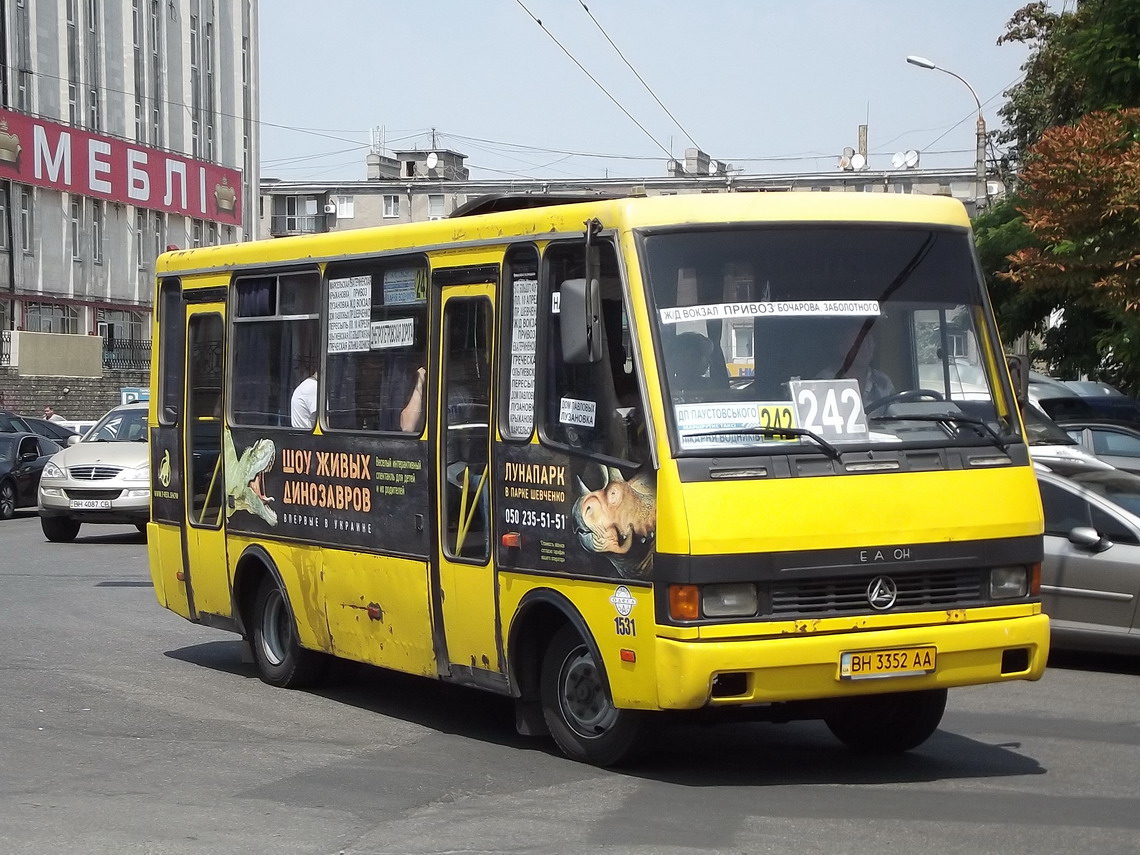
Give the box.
[663,332,728,399]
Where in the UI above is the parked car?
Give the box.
[22,416,81,446]
[0,410,35,433]
[1036,459,1140,654]
[37,402,150,542]
[1021,403,1112,470]
[0,433,62,520]
[1061,420,1140,475]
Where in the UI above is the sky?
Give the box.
[257,1,1051,184]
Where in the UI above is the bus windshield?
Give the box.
[640,225,1017,455]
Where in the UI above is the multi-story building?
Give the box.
[0,0,257,347]
[260,146,999,240]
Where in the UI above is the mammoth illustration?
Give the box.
[572,464,656,579]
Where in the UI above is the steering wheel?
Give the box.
[865,388,945,414]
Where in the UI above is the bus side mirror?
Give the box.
[1007,353,1029,403]
[560,277,603,364]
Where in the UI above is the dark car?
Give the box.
[1038,387,1140,427]
[1036,459,1140,655]
[1061,420,1140,475]
[0,410,35,433]
[0,432,62,520]
[22,416,80,445]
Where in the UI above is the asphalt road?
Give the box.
[2,508,1139,855]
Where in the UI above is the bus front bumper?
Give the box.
[652,612,1050,710]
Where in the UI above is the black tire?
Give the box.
[540,624,642,766]
[250,576,326,689]
[0,480,15,520]
[41,515,81,542]
[824,688,947,753]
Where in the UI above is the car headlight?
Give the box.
[123,464,150,482]
[43,461,65,479]
[990,566,1028,599]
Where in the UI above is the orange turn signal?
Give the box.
[1029,562,1041,595]
[619,648,636,663]
[669,584,700,621]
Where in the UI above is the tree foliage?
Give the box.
[997,0,1140,169]
[1001,108,1140,390]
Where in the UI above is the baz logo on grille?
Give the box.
[867,576,898,610]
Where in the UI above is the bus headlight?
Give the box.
[702,583,758,618]
[990,566,1028,599]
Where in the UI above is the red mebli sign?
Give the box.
[0,108,242,226]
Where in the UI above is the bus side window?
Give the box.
[231,271,320,428]
[543,241,645,465]
[323,258,429,433]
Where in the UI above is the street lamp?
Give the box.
[906,55,988,210]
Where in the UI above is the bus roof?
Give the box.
[156,192,972,276]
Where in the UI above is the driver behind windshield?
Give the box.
[817,318,895,404]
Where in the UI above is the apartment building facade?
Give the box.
[0,0,258,344]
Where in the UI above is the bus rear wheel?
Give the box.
[250,576,326,689]
[824,688,947,753]
[540,624,642,766]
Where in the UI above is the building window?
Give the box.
[383,195,400,218]
[71,198,82,260]
[136,209,147,267]
[192,219,203,247]
[25,302,80,335]
[335,195,354,219]
[428,195,445,219]
[91,201,103,264]
[153,211,165,258]
[20,189,33,254]
[0,187,7,251]
[732,325,753,360]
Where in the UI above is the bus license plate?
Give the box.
[70,499,111,510]
[840,646,936,680]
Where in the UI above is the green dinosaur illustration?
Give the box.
[224,433,278,526]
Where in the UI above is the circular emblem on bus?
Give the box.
[610,585,636,617]
[866,576,898,610]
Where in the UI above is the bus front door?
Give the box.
[431,285,502,684]
[181,305,231,620]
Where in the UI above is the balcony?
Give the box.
[269,213,330,237]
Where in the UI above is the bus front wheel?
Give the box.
[250,576,326,689]
[540,624,642,766]
[824,688,947,753]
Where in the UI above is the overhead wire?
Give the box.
[575,0,702,152]
[512,0,674,160]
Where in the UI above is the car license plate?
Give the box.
[69,499,112,510]
[840,646,936,680]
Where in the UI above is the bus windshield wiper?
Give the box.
[683,427,842,461]
[869,412,1010,450]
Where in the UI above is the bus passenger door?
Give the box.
[431,285,502,682]
[181,306,230,619]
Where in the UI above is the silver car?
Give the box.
[1036,459,1140,654]
[38,402,150,542]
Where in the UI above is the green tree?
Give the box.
[997,0,1140,170]
[1002,108,1140,391]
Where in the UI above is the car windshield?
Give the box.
[0,436,14,463]
[1021,403,1077,446]
[85,408,148,442]
[641,225,1017,455]
[1064,467,1140,517]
